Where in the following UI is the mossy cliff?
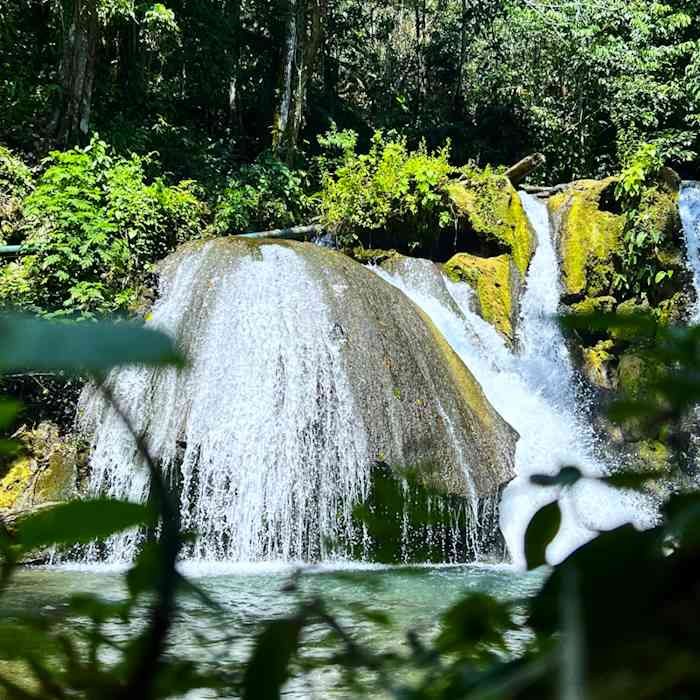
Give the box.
[439,171,534,343]
[552,172,693,470]
[447,172,535,276]
[549,178,624,300]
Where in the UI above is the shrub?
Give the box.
[0,144,33,244]
[212,153,312,234]
[316,129,455,250]
[1,138,206,317]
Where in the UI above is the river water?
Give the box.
[7,562,543,697]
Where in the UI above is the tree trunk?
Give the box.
[228,0,243,136]
[54,0,99,147]
[272,0,323,162]
[505,153,546,185]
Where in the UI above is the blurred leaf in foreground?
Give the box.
[0,315,185,375]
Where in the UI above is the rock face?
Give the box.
[447,174,536,276]
[549,178,624,301]
[550,173,694,469]
[0,422,83,516]
[79,238,517,562]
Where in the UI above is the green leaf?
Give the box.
[601,470,662,489]
[242,617,304,700]
[0,399,22,430]
[524,501,561,570]
[530,466,582,488]
[0,315,185,375]
[15,499,152,551]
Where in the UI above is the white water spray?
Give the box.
[375,193,655,567]
[79,239,515,564]
[680,181,700,321]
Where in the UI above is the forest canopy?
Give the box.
[1,0,699,184]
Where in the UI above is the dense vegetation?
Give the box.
[2,1,700,698]
[2,0,700,317]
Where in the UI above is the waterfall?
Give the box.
[680,182,700,320]
[79,238,516,564]
[374,193,655,567]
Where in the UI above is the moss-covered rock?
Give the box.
[570,295,618,316]
[581,340,617,391]
[635,439,672,473]
[617,349,658,402]
[656,292,691,325]
[0,422,83,514]
[447,173,536,276]
[347,246,402,265]
[444,252,521,342]
[549,178,624,299]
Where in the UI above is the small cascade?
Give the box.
[680,182,700,320]
[374,193,655,567]
[79,238,516,564]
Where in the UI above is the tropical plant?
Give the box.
[317,129,455,249]
[0,138,206,317]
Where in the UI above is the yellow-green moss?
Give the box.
[617,350,658,400]
[551,178,625,297]
[636,440,671,472]
[444,252,517,341]
[581,339,617,391]
[0,457,33,510]
[348,246,401,265]
[447,175,535,276]
[570,295,618,316]
[656,292,689,325]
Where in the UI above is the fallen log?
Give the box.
[505,153,546,185]
[520,183,571,197]
[0,225,327,257]
[237,224,324,241]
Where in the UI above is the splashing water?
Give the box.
[79,239,516,564]
[680,182,700,321]
[374,193,655,567]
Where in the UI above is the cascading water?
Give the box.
[680,181,700,320]
[374,193,656,567]
[79,238,516,564]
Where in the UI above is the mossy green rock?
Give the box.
[0,422,81,514]
[617,350,658,401]
[581,339,617,391]
[635,440,672,473]
[447,176,535,276]
[444,252,520,343]
[549,178,624,298]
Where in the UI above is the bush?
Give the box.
[0,144,33,244]
[0,138,207,317]
[212,153,312,234]
[316,129,455,250]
